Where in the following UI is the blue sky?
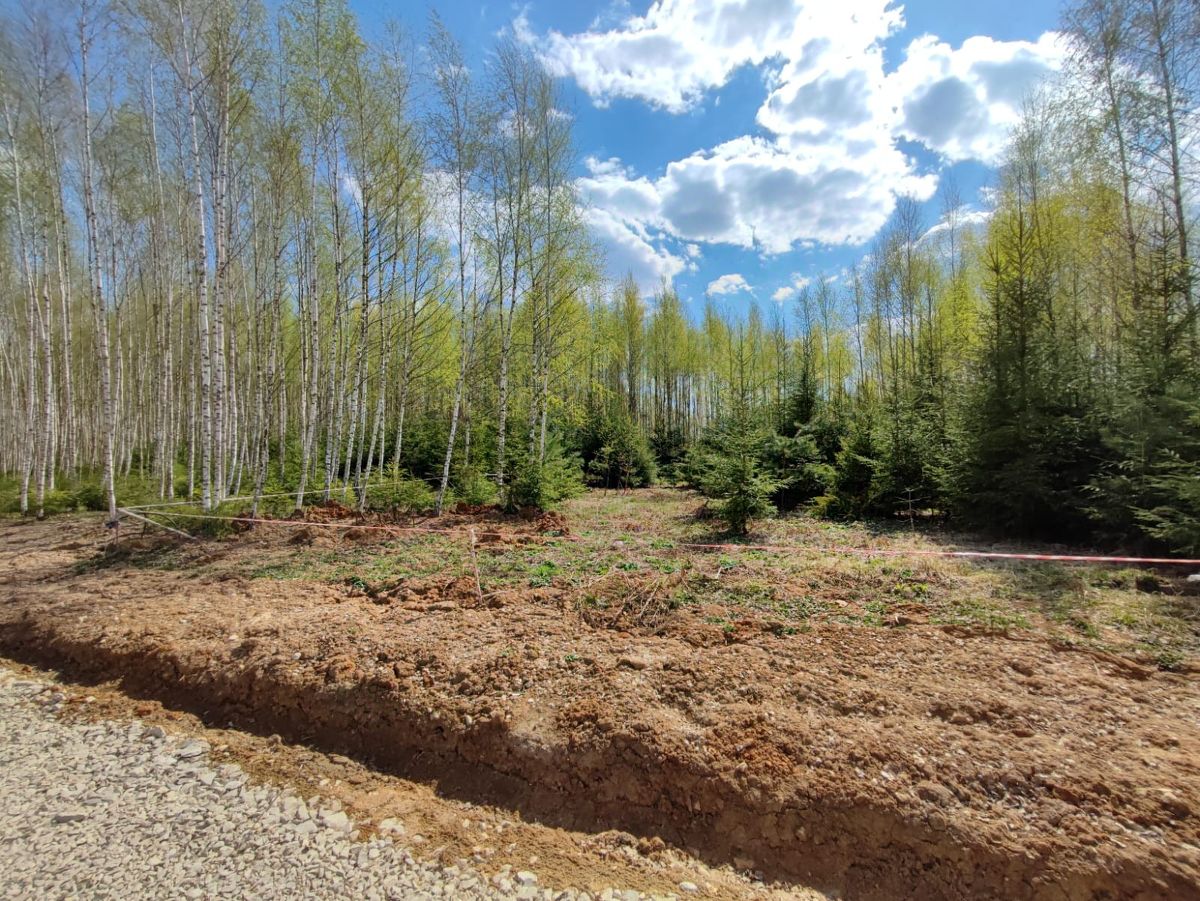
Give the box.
[351,0,1064,309]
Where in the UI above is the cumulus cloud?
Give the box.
[579,157,663,226]
[578,156,685,292]
[340,174,363,208]
[891,33,1066,163]
[707,273,753,296]
[771,274,812,302]
[532,0,1063,277]
[917,208,994,266]
[531,0,873,113]
[656,137,937,252]
[919,208,993,245]
[582,204,687,293]
[577,134,937,263]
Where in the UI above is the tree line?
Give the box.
[0,0,1197,554]
[683,0,1199,548]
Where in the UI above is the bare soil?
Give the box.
[2,490,1198,900]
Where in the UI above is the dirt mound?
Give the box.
[535,511,571,536]
[301,500,359,523]
[105,535,175,555]
[369,575,484,610]
[453,502,501,516]
[288,527,316,545]
[342,526,394,544]
[475,529,541,548]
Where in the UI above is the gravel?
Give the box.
[0,667,681,901]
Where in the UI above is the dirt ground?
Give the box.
[2,489,1198,900]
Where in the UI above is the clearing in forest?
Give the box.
[2,488,1198,900]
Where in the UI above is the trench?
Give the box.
[0,619,1183,901]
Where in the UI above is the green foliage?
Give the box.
[454,466,498,508]
[393,417,454,482]
[694,418,779,535]
[528,559,559,587]
[948,198,1107,538]
[765,382,846,511]
[762,431,833,510]
[953,377,1106,538]
[362,478,437,515]
[1089,384,1200,555]
[0,480,72,516]
[649,421,688,483]
[871,399,948,520]
[503,438,585,513]
[73,483,110,512]
[145,501,253,539]
[1085,225,1200,555]
[817,413,879,518]
[579,400,656,489]
[0,472,172,517]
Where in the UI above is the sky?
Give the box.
[353,0,1065,308]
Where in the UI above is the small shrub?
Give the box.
[1134,573,1163,594]
[695,420,778,535]
[528,560,559,587]
[504,439,585,513]
[73,484,109,512]
[363,478,437,515]
[153,503,243,539]
[1153,647,1185,671]
[580,401,656,490]
[455,467,497,507]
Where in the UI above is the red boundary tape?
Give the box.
[677,540,1200,566]
[135,510,1200,567]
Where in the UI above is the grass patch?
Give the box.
[55,487,1195,669]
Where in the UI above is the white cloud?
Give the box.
[537,0,1062,276]
[657,136,937,252]
[583,205,687,294]
[340,174,363,208]
[535,0,899,114]
[918,208,993,246]
[771,274,811,302]
[576,134,937,263]
[707,273,753,296]
[578,160,663,227]
[891,33,1066,164]
[583,155,627,177]
[578,157,685,292]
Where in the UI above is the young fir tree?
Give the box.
[699,417,778,535]
[580,399,656,490]
[1089,211,1200,553]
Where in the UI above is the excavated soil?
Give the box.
[1,509,1198,900]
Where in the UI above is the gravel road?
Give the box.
[0,667,681,901]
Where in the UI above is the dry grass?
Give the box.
[116,487,1199,669]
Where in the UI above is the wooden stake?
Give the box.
[468,526,483,605]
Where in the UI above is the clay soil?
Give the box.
[2,489,1199,900]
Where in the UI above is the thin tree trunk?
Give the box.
[178,0,214,511]
[77,5,117,522]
